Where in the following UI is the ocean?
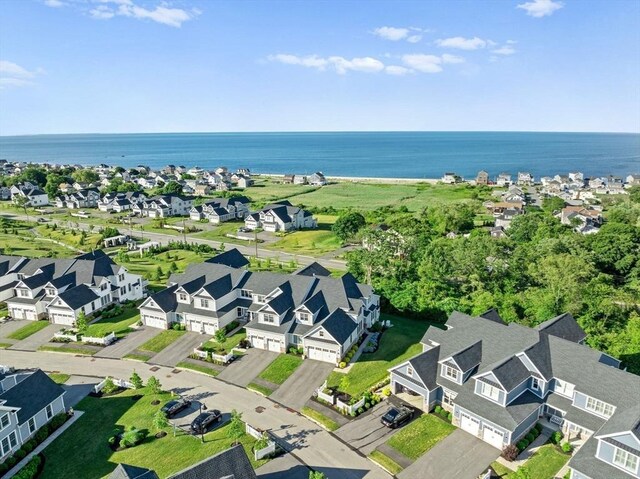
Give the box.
[0,132,638,179]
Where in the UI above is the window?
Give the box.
[255,295,266,303]
[0,413,9,430]
[200,299,209,308]
[46,404,53,419]
[443,389,456,406]
[120,287,126,295]
[299,313,310,323]
[554,379,574,398]
[28,417,36,433]
[586,397,614,417]
[1,436,9,456]
[480,381,501,401]
[101,283,108,291]
[119,274,125,281]
[18,289,29,297]
[128,284,131,292]
[407,366,413,377]
[7,431,17,449]
[614,448,638,473]
[531,378,540,391]
[178,293,187,302]
[240,289,252,298]
[46,288,56,297]
[319,330,324,337]
[442,365,460,382]
[236,307,244,318]
[263,314,275,324]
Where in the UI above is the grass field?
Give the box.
[327,314,433,396]
[301,406,340,432]
[139,330,186,353]
[369,450,403,475]
[39,387,267,479]
[84,306,140,339]
[8,320,50,340]
[117,249,215,287]
[258,354,303,385]
[176,361,220,376]
[387,414,455,460]
[490,442,570,479]
[265,214,341,256]
[35,225,103,249]
[48,373,71,384]
[0,343,11,349]
[244,178,317,204]
[201,328,246,354]
[192,221,255,243]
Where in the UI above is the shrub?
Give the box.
[502,444,519,461]
[23,439,37,453]
[534,423,543,433]
[516,441,527,452]
[339,362,346,369]
[551,431,564,445]
[382,387,391,397]
[13,454,42,479]
[297,347,303,355]
[6,456,17,468]
[357,408,364,415]
[108,435,117,446]
[531,427,540,438]
[0,462,8,475]
[119,427,146,448]
[447,412,453,421]
[525,433,535,443]
[561,442,573,453]
[365,402,371,409]
[521,438,530,448]
[434,405,443,414]
[130,371,144,389]
[102,377,119,395]
[49,413,68,431]
[14,448,27,460]
[35,427,49,443]
[289,347,299,355]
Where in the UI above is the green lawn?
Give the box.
[8,320,50,340]
[35,225,103,249]
[0,231,77,258]
[138,330,186,353]
[265,222,342,256]
[0,342,11,349]
[201,328,246,354]
[176,361,220,377]
[84,306,140,339]
[118,249,215,287]
[387,414,455,460]
[258,354,303,385]
[369,450,403,475]
[327,314,433,396]
[491,443,571,479]
[124,352,153,362]
[48,373,71,384]
[244,178,317,204]
[39,345,97,355]
[39,388,267,479]
[193,221,255,243]
[301,406,340,432]
[247,382,274,396]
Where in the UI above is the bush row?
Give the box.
[433,405,453,422]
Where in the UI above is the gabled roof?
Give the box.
[478,308,505,325]
[0,369,65,424]
[109,464,159,479]
[204,249,250,269]
[295,262,332,278]
[536,313,586,343]
[308,308,357,345]
[56,284,99,310]
[167,444,257,479]
[403,346,440,390]
[450,340,483,372]
[489,355,531,391]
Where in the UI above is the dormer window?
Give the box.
[240,289,252,298]
[531,378,540,391]
[200,299,209,308]
[613,448,638,473]
[178,293,187,302]
[299,312,310,323]
[443,365,459,382]
[46,288,56,297]
[586,397,614,417]
[255,295,266,303]
[263,314,275,323]
[480,381,501,401]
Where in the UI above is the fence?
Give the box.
[94,377,135,394]
[315,380,336,405]
[336,396,365,416]
[54,331,116,346]
[245,423,277,461]
[192,348,235,364]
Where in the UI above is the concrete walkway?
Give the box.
[148,331,210,367]
[4,411,84,479]
[8,324,63,351]
[336,332,371,374]
[95,326,161,359]
[495,429,552,471]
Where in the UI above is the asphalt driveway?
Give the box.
[0,319,27,339]
[95,326,161,359]
[270,359,334,411]
[9,323,63,351]
[149,332,210,367]
[62,375,102,407]
[397,429,499,479]
[217,348,279,387]
[337,400,406,455]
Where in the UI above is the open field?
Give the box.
[243,178,317,204]
[265,214,341,257]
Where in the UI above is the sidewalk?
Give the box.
[5,411,84,479]
[495,429,552,471]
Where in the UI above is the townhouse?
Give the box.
[54,188,100,209]
[139,249,380,364]
[0,369,66,461]
[389,311,640,479]
[10,183,49,207]
[1,250,144,325]
[98,191,147,213]
[132,194,194,218]
[244,200,316,232]
[189,196,250,224]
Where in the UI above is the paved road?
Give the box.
[2,350,389,479]
[256,454,309,479]
[397,428,499,479]
[148,331,210,367]
[9,323,63,351]
[95,326,161,359]
[337,401,401,455]
[217,348,279,387]
[1,213,347,271]
[270,359,334,411]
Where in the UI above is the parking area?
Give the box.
[148,331,210,367]
[270,359,334,411]
[217,348,279,387]
[95,326,162,359]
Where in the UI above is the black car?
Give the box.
[161,398,192,418]
[380,405,414,428]
[190,410,222,434]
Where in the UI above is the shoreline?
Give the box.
[254,173,442,184]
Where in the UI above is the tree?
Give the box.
[72,169,99,185]
[130,371,144,389]
[215,328,227,343]
[512,466,532,479]
[44,173,69,198]
[147,376,162,395]
[332,212,366,242]
[13,194,30,217]
[153,410,169,433]
[169,261,178,272]
[227,409,244,445]
[155,266,163,280]
[159,181,183,195]
[541,196,565,214]
[18,166,48,187]
[75,311,88,333]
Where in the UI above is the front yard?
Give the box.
[491,442,571,479]
[7,320,50,340]
[327,314,433,397]
[84,305,140,339]
[258,354,303,385]
[387,414,455,460]
[139,330,186,354]
[201,328,246,354]
[40,387,267,479]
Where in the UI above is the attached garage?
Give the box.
[203,323,217,335]
[250,335,265,349]
[50,312,75,326]
[189,320,202,332]
[482,425,505,449]
[307,346,338,363]
[143,315,167,329]
[460,413,481,437]
[11,308,25,320]
[267,338,283,353]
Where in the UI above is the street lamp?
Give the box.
[198,402,208,443]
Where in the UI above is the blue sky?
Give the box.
[0,0,639,135]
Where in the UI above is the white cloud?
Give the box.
[491,46,516,55]
[373,26,409,41]
[406,34,422,43]
[115,2,197,27]
[0,61,43,89]
[441,54,465,64]
[44,0,67,7]
[90,5,115,19]
[401,54,443,73]
[517,0,564,17]
[268,54,329,70]
[385,65,412,76]
[435,36,488,50]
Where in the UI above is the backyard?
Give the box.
[491,442,571,479]
[326,314,433,397]
[39,387,267,479]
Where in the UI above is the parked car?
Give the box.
[190,409,222,434]
[381,405,414,428]
[161,398,192,418]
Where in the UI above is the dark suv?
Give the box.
[161,398,192,418]
[380,405,414,428]
[190,410,222,434]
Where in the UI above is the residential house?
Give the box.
[0,369,66,462]
[244,200,316,232]
[625,174,640,187]
[308,172,327,186]
[293,175,307,185]
[282,174,295,184]
[10,183,49,207]
[236,176,253,188]
[495,208,522,229]
[133,195,194,218]
[3,250,144,325]
[194,184,211,196]
[517,172,534,186]
[490,226,507,239]
[189,196,250,223]
[442,172,462,184]
[139,249,380,365]
[557,206,603,235]
[54,188,100,209]
[0,187,10,201]
[496,173,512,187]
[389,309,640,478]
[98,192,147,213]
[476,171,489,186]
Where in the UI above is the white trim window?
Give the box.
[263,314,275,324]
[28,417,36,433]
[178,293,188,302]
[531,377,540,391]
[554,379,574,398]
[442,365,460,382]
[585,397,614,417]
[480,381,501,401]
[200,299,209,308]
[46,404,53,419]
[0,413,9,430]
[407,366,414,377]
[613,447,638,473]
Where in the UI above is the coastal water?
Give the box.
[0,132,638,179]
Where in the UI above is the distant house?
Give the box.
[625,174,640,186]
[133,194,194,218]
[517,172,534,186]
[556,206,602,235]
[244,200,316,232]
[442,172,462,184]
[189,196,250,224]
[496,173,512,187]
[490,226,507,239]
[10,184,49,207]
[476,171,489,186]
[0,369,66,461]
[495,208,522,229]
[282,174,295,184]
[0,187,11,201]
[308,172,327,186]
[54,188,100,209]
[236,176,253,188]
[293,175,307,185]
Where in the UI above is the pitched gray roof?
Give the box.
[490,356,531,391]
[295,262,332,277]
[478,308,506,325]
[315,308,357,344]
[57,284,99,310]
[109,464,159,479]
[167,444,256,479]
[0,369,65,424]
[204,249,250,269]
[536,313,587,343]
[405,346,440,390]
[450,340,482,372]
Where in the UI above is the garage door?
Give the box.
[251,336,265,349]
[203,323,216,335]
[482,425,505,449]
[307,346,337,363]
[144,315,166,329]
[25,310,37,320]
[189,320,201,332]
[267,339,282,352]
[460,413,480,436]
[11,308,25,320]
[51,313,74,325]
